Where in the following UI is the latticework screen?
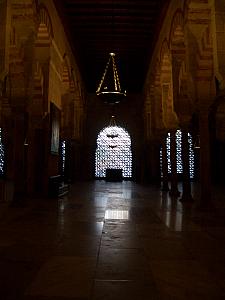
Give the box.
[161,130,194,179]
[95,126,132,178]
[0,128,4,176]
[61,140,66,173]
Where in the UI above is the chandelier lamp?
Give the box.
[96,53,126,104]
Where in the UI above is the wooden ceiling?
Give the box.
[53,0,170,93]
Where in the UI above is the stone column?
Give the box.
[64,139,73,183]
[12,109,27,203]
[147,138,161,185]
[161,135,169,191]
[0,0,9,75]
[180,128,193,202]
[199,108,212,207]
[141,143,151,183]
[169,129,180,197]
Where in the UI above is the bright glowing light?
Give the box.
[160,130,194,179]
[105,210,129,220]
[0,128,4,176]
[95,126,132,178]
[61,140,66,173]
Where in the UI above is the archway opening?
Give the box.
[95,126,132,179]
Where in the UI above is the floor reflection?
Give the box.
[164,211,183,231]
[105,210,129,220]
[3,180,225,299]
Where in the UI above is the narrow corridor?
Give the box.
[0,181,225,299]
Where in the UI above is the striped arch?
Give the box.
[184,0,210,21]
[36,6,54,46]
[169,10,185,49]
[160,39,178,128]
[169,10,188,120]
[69,71,80,98]
[33,61,44,99]
[160,39,172,84]
[160,39,170,64]
[184,0,213,82]
[144,84,152,139]
[178,60,195,117]
[179,61,188,96]
[32,61,44,115]
[196,25,213,81]
[71,68,82,98]
[69,80,76,95]
[62,64,71,92]
[153,59,164,130]
[9,46,27,99]
[154,59,162,90]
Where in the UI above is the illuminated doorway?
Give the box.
[95,126,132,178]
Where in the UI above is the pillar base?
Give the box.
[179,193,194,203]
[169,189,181,197]
[161,182,170,191]
[10,198,28,207]
[196,200,215,212]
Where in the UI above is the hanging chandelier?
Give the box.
[106,115,118,138]
[96,53,126,104]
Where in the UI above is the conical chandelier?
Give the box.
[96,52,126,104]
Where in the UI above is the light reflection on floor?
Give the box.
[164,211,183,231]
[3,180,225,299]
[105,209,129,220]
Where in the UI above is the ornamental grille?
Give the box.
[95,126,132,178]
[0,128,4,176]
[61,140,66,173]
[160,130,194,179]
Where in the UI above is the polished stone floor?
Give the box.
[0,180,225,299]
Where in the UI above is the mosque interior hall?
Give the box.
[1,0,225,299]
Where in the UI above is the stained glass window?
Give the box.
[0,128,5,176]
[160,130,194,179]
[95,126,132,178]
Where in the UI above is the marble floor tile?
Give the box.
[1,241,55,263]
[92,279,160,300]
[142,239,193,260]
[0,181,225,299]
[150,260,225,299]
[55,237,101,257]
[0,259,41,300]
[101,235,142,249]
[96,247,152,280]
[25,256,96,298]
[24,296,89,300]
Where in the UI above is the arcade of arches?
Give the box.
[1,0,224,204]
[0,0,225,299]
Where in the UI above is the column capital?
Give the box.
[179,117,192,130]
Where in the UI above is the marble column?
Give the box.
[64,139,73,183]
[199,109,212,207]
[147,139,161,185]
[12,110,27,202]
[161,135,169,191]
[169,129,180,197]
[180,129,193,202]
